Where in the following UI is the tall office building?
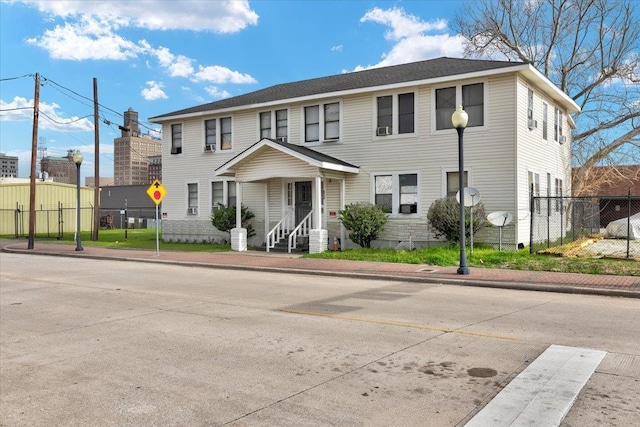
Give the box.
[113,108,162,185]
[0,153,19,177]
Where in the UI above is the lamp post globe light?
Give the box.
[452,105,470,275]
[73,149,83,252]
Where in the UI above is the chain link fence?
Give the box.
[1,205,158,238]
[530,193,640,259]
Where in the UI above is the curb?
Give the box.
[3,245,639,299]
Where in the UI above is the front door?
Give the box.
[295,181,312,224]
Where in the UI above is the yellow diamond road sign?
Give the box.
[147,179,167,205]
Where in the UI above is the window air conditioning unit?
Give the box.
[528,119,538,130]
[559,135,566,144]
[170,147,182,155]
[400,204,417,214]
[376,126,391,136]
[211,205,220,213]
[204,144,215,152]
[276,136,287,143]
[187,207,198,215]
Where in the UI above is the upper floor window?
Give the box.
[527,88,534,128]
[304,102,340,143]
[171,124,182,154]
[435,82,485,130]
[542,103,548,140]
[376,92,415,136]
[258,109,288,141]
[203,117,232,151]
[221,117,232,150]
[373,172,418,215]
[553,107,564,143]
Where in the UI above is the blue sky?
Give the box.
[0,0,468,180]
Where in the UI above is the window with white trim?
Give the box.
[258,109,288,141]
[555,178,563,212]
[446,171,469,197]
[373,172,418,214]
[528,171,540,214]
[435,82,484,130]
[542,103,548,140]
[376,92,415,135]
[205,119,216,151]
[553,107,564,143]
[527,88,534,128]
[221,117,232,150]
[304,102,340,142]
[211,180,236,213]
[187,183,198,215]
[203,117,232,151]
[171,124,182,154]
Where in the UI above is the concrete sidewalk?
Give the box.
[2,239,639,298]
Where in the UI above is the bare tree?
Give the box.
[454,0,640,195]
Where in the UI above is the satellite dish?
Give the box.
[487,211,513,227]
[456,187,481,207]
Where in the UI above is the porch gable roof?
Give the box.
[215,138,360,176]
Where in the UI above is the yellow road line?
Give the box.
[280,308,517,341]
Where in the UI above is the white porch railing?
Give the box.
[288,210,313,253]
[266,208,295,252]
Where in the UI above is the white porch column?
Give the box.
[309,175,327,254]
[231,180,247,251]
[340,178,346,250]
[264,182,269,243]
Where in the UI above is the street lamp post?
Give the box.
[73,150,84,252]
[452,105,470,275]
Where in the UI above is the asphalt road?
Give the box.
[1,253,639,426]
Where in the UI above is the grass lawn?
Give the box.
[8,229,639,276]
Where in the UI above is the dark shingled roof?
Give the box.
[151,57,525,120]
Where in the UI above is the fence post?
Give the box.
[529,183,534,253]
[627,188,631,259]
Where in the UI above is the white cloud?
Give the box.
[193,65,257,84]
[205,86,231,100]
[152,46,194,77]
[331,45,343,52]
[27,15,145,60]
[0,96,94,131]
[361,7,447,41]
[141,81,168,101]
[355,7,463,70]
[18,0,259,32]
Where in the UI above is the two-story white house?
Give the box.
[150,57,579,253]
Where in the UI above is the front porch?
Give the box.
[215,138,359,254]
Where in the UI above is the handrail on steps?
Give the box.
[288,210,313,253]
[266,208,294,252]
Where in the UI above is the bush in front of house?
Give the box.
[211,203,256,238]
[339,202,388,248]
[427,196,488,243]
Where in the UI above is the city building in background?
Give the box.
[40,150,77,184]
[0,153,19,177]
[148,155,162,183]
[113,108,162,186]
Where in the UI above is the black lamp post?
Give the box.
[452,105,470,275]
[73,149,84,252]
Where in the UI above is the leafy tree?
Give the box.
[338,202,388,248]
[427,196,488,242]
[454,0,640,195]
[211,204,256,238]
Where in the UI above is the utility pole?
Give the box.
[28,73,40,250]
[92,77,100,240]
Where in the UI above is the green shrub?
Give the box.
[339,202,388,248]
[211,204,256,238]
[427,196,488,242]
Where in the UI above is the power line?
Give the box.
[0,74,33,82]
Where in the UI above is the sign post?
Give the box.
[146,179,167,256]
